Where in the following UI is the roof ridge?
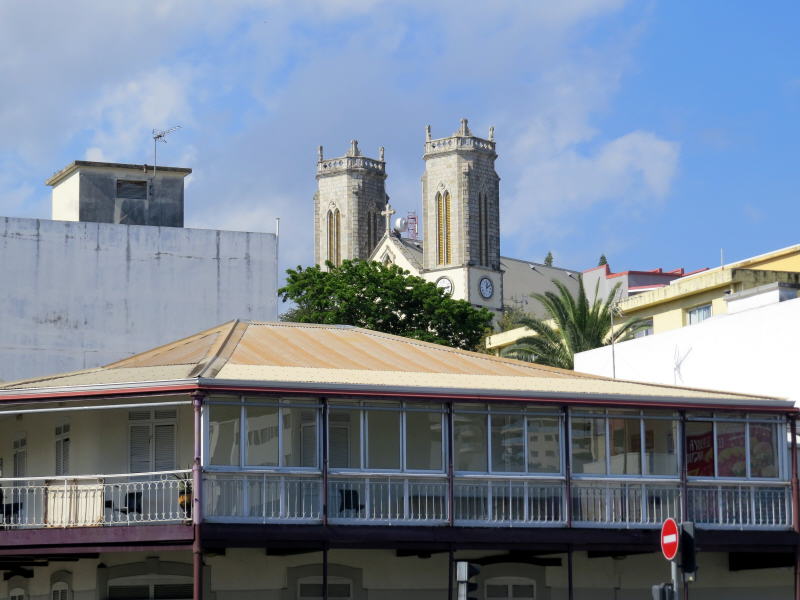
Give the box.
[190,320,248,378]
[248,320,598,379]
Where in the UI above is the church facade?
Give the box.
[314,119,578,320]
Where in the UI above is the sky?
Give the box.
[1,0,798,281]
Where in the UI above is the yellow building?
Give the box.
[619,244,800,335]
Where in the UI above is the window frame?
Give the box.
[568,408,680,480]
[204,396,321,472]
[454,403,564,477]
[327,399,447,474]
[685,412,786,481]
[54,421,70,477]
[686,303,712,326]
[128,409,178,474]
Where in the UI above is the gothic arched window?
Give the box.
[478,192,489,267]
[436,191,451,265]
[327,209,342,267]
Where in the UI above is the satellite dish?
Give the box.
[394,217,408,233]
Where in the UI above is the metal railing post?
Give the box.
[192,391,205,600]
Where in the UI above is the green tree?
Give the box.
[503,279,643,369]
[544,251,554,267]
[279,260,493,351]
[598,254,608,266]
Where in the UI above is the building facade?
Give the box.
[0,161,278,383]
[0,321,796,599]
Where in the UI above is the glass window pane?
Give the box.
[329,408,361,469]
[717,421,746,477]
[367,409,400,469]
[246,405,278,466]
[571,417,606,475]
[750,422,779,478]
[527,417,560,473]
[686,421,714,476]
[491,413,525,472]
[406,411,443,471]
[609,418,641,475]
[644,419,678,476]
[454,412,487,472]
[209,405,241,466]
[283,407,318,467]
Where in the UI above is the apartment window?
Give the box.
[454,404,562,475]
[686,303,712,325]
[485,578,536,599]
[10,589,26,600]
[207,397,319,469]
[633,318,654,338]
[327,400,445,473]
[686,413,782,479]
[129,409,177,473]
[55,422,70,476]
[571,409,678,477]
[51,582,69,600]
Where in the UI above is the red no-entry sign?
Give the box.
[660,518,680,561]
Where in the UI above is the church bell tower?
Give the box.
[314,141,387,269]
[420,119,502,312]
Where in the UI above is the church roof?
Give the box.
[0,321,790,410]
[371,232,424,271]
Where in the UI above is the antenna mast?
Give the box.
[152,125,182,176]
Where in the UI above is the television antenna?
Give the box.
[152,125,181,176]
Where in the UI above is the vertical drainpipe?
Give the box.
[447,402,455,528]
[790,416,799,600]
[192,392,204,600]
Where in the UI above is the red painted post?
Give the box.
[790,417,799,600]
[192,392,204,600]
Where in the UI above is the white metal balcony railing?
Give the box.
[571,480,681,528]
[0,471,191,528]
[453,477,564,526]
[204,472,322,523]
[1,471,791,531]
[687,482,791,529]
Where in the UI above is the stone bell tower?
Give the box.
[314,141,388,269]
[420,118,502,312]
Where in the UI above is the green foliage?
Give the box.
[502,278,644,369]
[544,251,554,267]
[498,305,530,332]
[278,259,493,351]
[598,254,608,266]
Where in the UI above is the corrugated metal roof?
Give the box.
[0,321,789,408]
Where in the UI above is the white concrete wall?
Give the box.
[575,296,800,402]
[0,217,277,382]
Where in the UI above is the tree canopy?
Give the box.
[598,254,608,266]
[503,278,643,369]
[544,251,554,267]
[279,260,494,351]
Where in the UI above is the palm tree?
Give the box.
[503,279,643,369]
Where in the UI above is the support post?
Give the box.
[322,397,329,526]
[679,411,688,523]
[192,392,205,600]
[567,546,574,600]
[790,417,799,600]
[447,403,455,527]
[323,545,329,600]
[448,548,454,600]
[563,407,572,528]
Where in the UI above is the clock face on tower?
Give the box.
[436,277,453,296]
[479,277,494,299]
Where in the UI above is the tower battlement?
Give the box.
[423,118,496,158]
[316,140,386,178]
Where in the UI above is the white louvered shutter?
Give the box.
[129,425,151,473]
[154,424,176,471]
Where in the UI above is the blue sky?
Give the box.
[1,0,797,279]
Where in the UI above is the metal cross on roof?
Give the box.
[381,203,396,233]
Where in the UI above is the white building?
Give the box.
[575,282,800,403]
[0,161,278,382]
